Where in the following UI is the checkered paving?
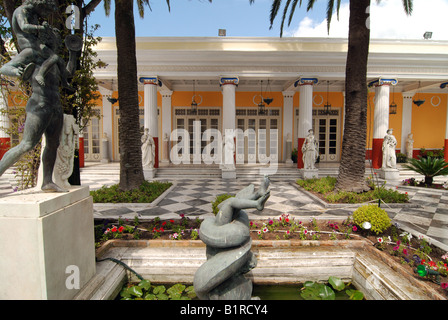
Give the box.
[0,164,446,249]
[93,178,334,221]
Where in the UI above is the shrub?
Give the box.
[212,193,234,215]
[352,204,392,235]
[396,153,407,163]
[296,176,337,194]
[90,180,172,203]
[298,177,408,204]
[402,156,448,186]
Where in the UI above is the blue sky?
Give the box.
[86,0,448,40]
[87,0,334,38]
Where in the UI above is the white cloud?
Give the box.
[288,0,448,40]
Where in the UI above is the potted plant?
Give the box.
[291,148,298,163]
[402,156,448,186]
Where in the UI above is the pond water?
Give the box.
[252,284,361,300]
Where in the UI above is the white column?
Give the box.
[220,77,238,177]
[161,90,173,163]
[99,87,113,162]
[368,78,397,169]
[140,76,161,169]
[220,76,239,131]
[401,92,414,156]
[0,88,9,139]
[0,88,10,160]
[294,77,318,169]
[282,91,294,163]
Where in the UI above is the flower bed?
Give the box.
[94,213,448,298]
[296,176,409,204]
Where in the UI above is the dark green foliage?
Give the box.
[90,180,172,203]
[403,156,448,186]
[212,193,234,215]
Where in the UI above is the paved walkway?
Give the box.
[1,162,447,251]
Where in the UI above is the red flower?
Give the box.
[160,227,164,232]
[118,226,124,233]
[111,226,117,232]
[170,219,174,223]
[162,221,166,226]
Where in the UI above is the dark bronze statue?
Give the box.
[0,0,81,192]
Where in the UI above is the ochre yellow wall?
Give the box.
[172,91,222,107]
[411,93,447,150]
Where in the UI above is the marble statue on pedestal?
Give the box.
[382,128,397,169]
[53,114,79,190]
[141,128,155,168]
[194,176,270,300]
[0,0,81,192]
[406,133,414,160]
[222,133,235,170]
[302,129,319,169]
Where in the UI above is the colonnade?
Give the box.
[0,76,447,169]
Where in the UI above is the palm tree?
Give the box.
[403,156,448,186]
[103,0,170,191]
[266,0,412,192]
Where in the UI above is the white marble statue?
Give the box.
[302,129,319,170]
[406,133,414,160]
[222,133,235,169]
[382,128,397,169]
[53,114,79,189]
[142,128,155,168]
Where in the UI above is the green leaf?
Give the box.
[153,285,166,295]
[167,283,186,296]
[300,287,321,300]
[144,293,156,300]
[185,286,197,299]
[129,286,143,297]
[318,284,335,300]
[328,276,345,291]
[346,289,364,300]
[138,279,152,291]
[156,293,169,300]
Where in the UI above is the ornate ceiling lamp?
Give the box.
[413,81,425,107]
[324,80,331,115]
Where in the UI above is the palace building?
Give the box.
[3,36,448,171]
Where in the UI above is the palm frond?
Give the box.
[103,0,111,17]
[269,0,283,29]
[279,0,292,37]
[287,0,302,27]
[402,0,413,15]
[306,0,317,12]
[137,0,151,18]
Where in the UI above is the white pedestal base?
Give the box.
[301,169,318,179]
[0,186,96,300]
[379,168,400,180]
[144,168,156,180]
[222,168,236,179]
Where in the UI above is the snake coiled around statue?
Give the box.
[193,177,270,300]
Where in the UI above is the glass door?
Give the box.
[312,115,340,162]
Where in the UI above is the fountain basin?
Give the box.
[76,239,445,300]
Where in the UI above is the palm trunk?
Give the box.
[335,0,371,192]
[115,0,144,190]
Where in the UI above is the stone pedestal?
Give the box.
[379,168,400,180]
[301,169,318,179]
[101,137,110,163]
[285,140,293,164]
[222,168,236,179]
[0,186,96,300]
[144,167,156,180]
